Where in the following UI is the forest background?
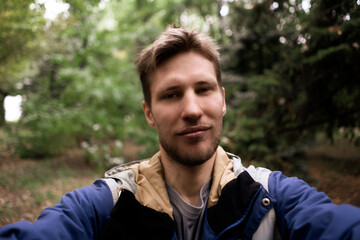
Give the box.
[1,0,360,224]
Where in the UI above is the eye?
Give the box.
[161,92,180,100]
[198,88,209,93]
[165,93,178,99]
[196,86,212,94]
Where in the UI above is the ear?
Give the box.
[142,100,157,129]
[222,87,227,116]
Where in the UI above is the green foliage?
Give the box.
[221,0,360,162]
[0,0,44,125]
[2,0,359,167]
[4,0,221,164]
[223,71,282,160]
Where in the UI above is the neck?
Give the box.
[160,148,216,206]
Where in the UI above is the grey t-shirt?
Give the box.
[166,179,211,240]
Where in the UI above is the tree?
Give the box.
[285,0,360,142]
[0,0,44,125]
[9,0,222,164]
[220,0,360,162]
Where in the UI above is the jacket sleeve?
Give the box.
[0,179,114,240]
[269,171,360,240]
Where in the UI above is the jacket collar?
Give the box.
[132,146,239,218]
[208,146,237,207]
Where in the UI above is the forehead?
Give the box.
[149,51,217,92]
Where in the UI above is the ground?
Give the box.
[0,140,359,226]
[0,149,102,225]
[304,140,360,206]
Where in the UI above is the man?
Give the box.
[1,26,360,240]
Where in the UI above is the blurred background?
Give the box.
[1,0,360,225]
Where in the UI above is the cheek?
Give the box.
[207,99,225,118]
[152,109,177,128]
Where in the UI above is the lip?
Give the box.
[177,126,211,137]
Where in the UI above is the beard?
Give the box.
[158,123,222,167]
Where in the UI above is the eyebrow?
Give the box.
[155,77,218,96]
[195,80,218,86]
[160,85,180,92]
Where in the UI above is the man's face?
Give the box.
[143,51,226,166]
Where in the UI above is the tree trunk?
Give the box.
[0,91,8,126]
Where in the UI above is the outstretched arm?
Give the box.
[270,171,360,240]
[0,179,114,240]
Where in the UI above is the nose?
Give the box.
[180,91,203,122]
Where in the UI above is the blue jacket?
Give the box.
[1,147,360,239]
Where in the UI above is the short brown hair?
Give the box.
[134,26,221,107]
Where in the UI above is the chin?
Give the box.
[172,145,217,167]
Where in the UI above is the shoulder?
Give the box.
[104,160,146,193]
[268,171,329,202]
[228,151,272,192]
[102,153,163,206]
[102,159,147,205]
